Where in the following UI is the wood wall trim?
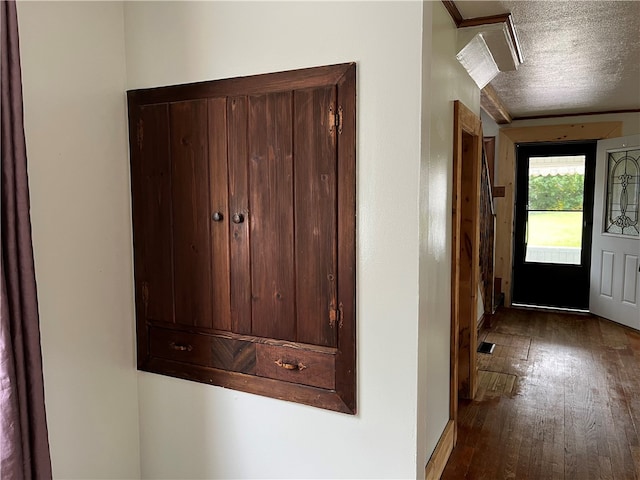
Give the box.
[494,122,623,307]
[481,84,512,125]
[514,108,640,121]
[425,420,455,480]
[459,13,510,28]
[442,0,463,26]
[477,312,486,330]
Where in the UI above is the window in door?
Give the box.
[524,154,586,265]
[605,148,639,236]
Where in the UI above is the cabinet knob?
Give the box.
[232,213,245,224]
[212,212,224,222]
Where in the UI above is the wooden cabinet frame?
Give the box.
[128,63,356,414]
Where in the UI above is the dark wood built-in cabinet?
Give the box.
[127,63,356,413]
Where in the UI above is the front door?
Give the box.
[589,135,640,329]
[512,141,597,310]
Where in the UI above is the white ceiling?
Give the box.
[455,1,640,119]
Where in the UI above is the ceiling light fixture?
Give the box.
[456,33,499,89]
[456,19,522,89]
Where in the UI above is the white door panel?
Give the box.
[589,135,640,330]
[623,254,638,305]
[599,250,614,297]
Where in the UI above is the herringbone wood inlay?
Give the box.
[210,337,256,374]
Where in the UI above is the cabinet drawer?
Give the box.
[149,327,213,366]
[149,327,257,374]
[256,344,335,390]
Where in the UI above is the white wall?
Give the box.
[17,1,483,477]
[481,111,501,138]
[417,0,480,467]
[18,2,141,479]
[124,2,426,478]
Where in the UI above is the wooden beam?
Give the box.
[514,108,640,121]
[481,84,512,125]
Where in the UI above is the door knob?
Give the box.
[232,213,245,224]
[211,212,224,222]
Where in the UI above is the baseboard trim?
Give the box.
[424,419,455,480]
[477,312,486,330]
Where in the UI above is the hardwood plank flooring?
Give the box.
[442,308,640,480]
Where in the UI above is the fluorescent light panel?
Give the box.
[456,21,522,89]
[456,33,499,89]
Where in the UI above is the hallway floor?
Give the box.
[441,308,640,480]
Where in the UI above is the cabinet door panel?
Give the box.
[227,96,252,335]
[248,92,296,340]
[294,87,338,347]
[170,100,213,327]
[208,98,232,331]
[129,63,357,413]
[131,104,174,325]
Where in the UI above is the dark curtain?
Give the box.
[1,0,53,478]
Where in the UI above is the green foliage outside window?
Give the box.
[528,174,584,211]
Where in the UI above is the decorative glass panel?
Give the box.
[605,148,640,236]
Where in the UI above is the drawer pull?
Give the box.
[275,359,307,371]
[169,342,193,352]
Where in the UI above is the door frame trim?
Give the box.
[494,122,623,306]
[451,100,482,441]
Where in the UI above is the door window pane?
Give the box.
[525,155,586,265]
[605,148,639,237]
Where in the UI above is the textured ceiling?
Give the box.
[455,1,640,119]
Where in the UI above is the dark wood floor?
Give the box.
[442,308,640,480]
